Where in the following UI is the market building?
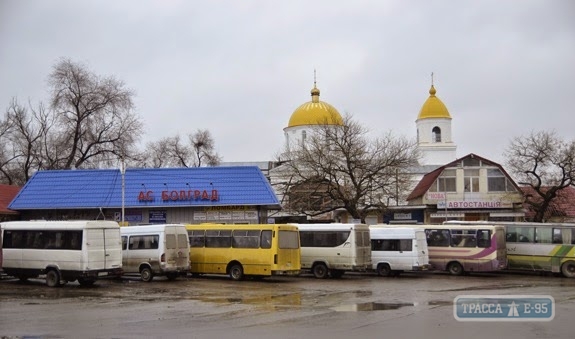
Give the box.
[8,166,280,225]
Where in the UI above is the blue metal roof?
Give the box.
[9,166,280,210]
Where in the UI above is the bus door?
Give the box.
[104,228,121,269]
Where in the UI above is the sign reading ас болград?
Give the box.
[454,295,554,322]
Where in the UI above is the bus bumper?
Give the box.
[272,270,301,276]
[412,264,431,271]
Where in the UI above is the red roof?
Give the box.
[0,184,21,215]
[407,153,519,201]
[520,186,575,220]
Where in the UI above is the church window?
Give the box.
[302,130,307,142]
[432,127,441,142]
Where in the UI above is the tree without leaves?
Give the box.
[48,58,143,169]
[138,129,221,168]
[0,58,144,185]
[505,130,575,222]
[275,114,420,223]
[0,99,54,185]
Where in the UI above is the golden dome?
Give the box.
[417,85,451,120]
[287,84,344,128]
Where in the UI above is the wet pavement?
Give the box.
[0,271,574,338]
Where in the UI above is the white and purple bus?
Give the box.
[416,224,507,275]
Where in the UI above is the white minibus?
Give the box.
[369,225,430,276]
[0,220,123,287]
[120,224,190,282]
[293,223,371,279]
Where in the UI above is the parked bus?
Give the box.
[415,224,507,275]
[120,224,190,282]
[293,223,371,279]
[185,223,301,281]
[369,225,430,276]
[446,221,575,278]
[0,220,123,287]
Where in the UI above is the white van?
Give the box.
[369,225,430,276]
[0,220,123,287]
[293,223,371,279]
[120,224,190,282]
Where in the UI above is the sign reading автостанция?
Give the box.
[454,295,555,322]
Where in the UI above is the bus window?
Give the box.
[178,234,188,249]
[300,231,349,247]
[535,227,552,244]
[278,230,299,249]
[451,229,477,247]
[261,230,272,249]
[506,227,518,242]
[517,227,534,243]
[400,239,413,251]
[166,234,176,249]
[189,230,205,247]
[129,235,159,250]
[426,229,450,247]
[205,230,232,248]
[122,236,128,250]
[232,230,260,248]
[477,229,491,248]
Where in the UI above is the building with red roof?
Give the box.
[520,186,575,223]
[0,184,20,221]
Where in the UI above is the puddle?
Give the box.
[427,300,452,306]
[332,302,414,312]
[429,283,533,292]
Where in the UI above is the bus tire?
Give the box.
[46,269,61,287]
[229,264,244,281]
[561,261,575,278]
[78,278,96,287]
[447,262,464,276]
[376,264,392,277]
[140,267,154,282]
[312,263,329,279]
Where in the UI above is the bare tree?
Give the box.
[275,114,420,223]
[0,99,54,185]
[505,130,575,222]
[48,58,143,169]
[138,129,221,168]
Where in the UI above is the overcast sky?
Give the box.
[1,0,573,166]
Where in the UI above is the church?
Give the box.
[256,77,525,224]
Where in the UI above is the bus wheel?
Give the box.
[78,278,96,287]
[229,264,244,281]
[447,262,464,276]
[561,261,575,278]
[140,267,154,282]
[46,269,61,287]
[377,264,392,277]
[312,263,329,279]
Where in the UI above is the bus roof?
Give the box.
[292,223,369,231]
[184,223,299,231]
[119,224,187,234]
[0,220,120,230]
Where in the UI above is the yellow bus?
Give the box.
[185,223,301,280]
